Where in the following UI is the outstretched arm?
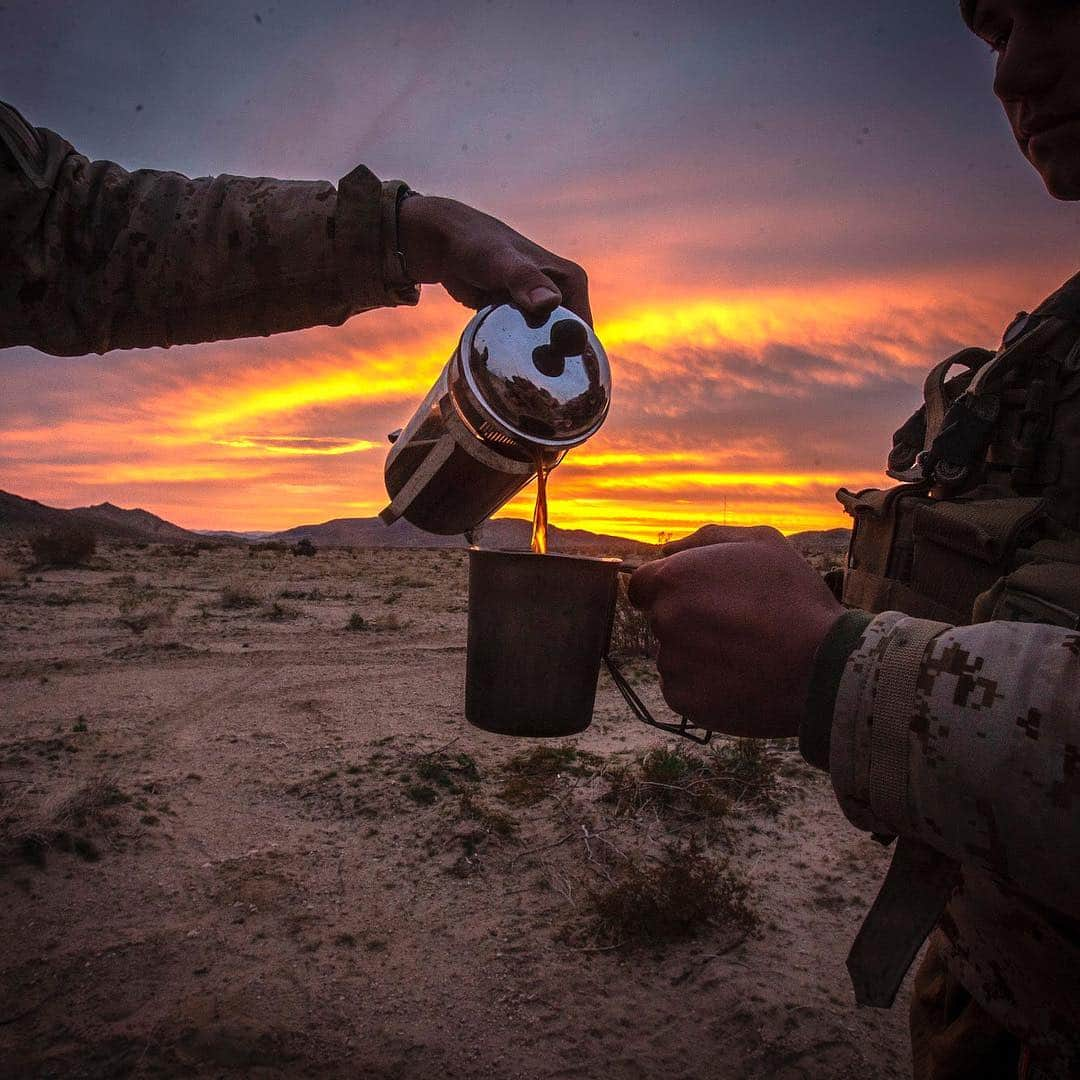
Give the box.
[0,100,589,356]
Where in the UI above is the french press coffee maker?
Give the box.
[380,304,610,534]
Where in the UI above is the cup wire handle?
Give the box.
[608,561,712,745]
[603,655,712,745]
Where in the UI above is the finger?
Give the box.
[550,264,592,326]
[442,278,492,311]
[654,655,697,718]
[503,259,564,320]
[626,560,664,610]
[661,524,784,556]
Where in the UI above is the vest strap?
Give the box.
[847,838,960,1008]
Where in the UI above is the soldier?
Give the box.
[629,3,1080,1079]
[0,100,590,356]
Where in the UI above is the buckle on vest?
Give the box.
[991,587,1080,629]
[921,394,1000,489]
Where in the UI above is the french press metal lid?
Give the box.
[457,303,610,447]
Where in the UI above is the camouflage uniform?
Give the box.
[810,283,1080,1078]
[0,100,418,356]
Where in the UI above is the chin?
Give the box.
[1034,160,1080,200]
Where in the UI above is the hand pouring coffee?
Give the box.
[382,303,710,744]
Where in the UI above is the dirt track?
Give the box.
[0,544,911,1079]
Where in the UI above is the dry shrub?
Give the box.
[220,582,261,609]
[115,602,175,635]
[416,751,480,791]
[584,839,755,945]
[389,574,433,588]
[498,744,603,806]
[707,739,781,811]
[347,611,411,632]
[30,524,96,567]
[603,740,780,820]
[0,559,22,584]
[278,587,324,601]
[5,775,127,863]
[253,540,289,554]
[459,792,518,838]
[608,577,656,658]
[263,601,300,621]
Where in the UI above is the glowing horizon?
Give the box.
[1,273,1044,542]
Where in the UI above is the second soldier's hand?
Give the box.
[627,526,843,738]
[398,194,592,325]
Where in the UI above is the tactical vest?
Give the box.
[839,271,1080,629]
[833,272,1080,1030]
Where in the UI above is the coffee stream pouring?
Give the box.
[380,304,610,536]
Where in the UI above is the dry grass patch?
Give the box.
[0,558,23,584]
[220,582,261,609]
[602,740,781,822]
[346,611,411,632]
[498,745,603,806]
[3,775,129,864]
[115,599,177,635]
[581,838,756,946]
[459,792,518,838]
[263,601,300,621]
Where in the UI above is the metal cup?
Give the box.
[465,549,715,743]
[465,549,619,737]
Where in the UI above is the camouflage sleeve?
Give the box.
[0,100,419,356]
[830,611,1080,919]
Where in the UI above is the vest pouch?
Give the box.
[837,484,949,619]
[908,497,1047,624]
[973,558,1080,628]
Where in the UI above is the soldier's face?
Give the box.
[968,0,1080,199]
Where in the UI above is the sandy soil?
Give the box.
[0,544,912,1079]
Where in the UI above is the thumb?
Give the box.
[662,524,785,557]
[505,261,563,319]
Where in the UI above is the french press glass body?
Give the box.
[380,304,610,535]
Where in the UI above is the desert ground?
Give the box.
[0,541,912,1079]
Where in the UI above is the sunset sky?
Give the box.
[4,0,1080,541]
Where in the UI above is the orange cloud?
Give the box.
[0,265,1041,536]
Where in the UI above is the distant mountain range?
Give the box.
[0,489,849,557]
[0,490,200,544]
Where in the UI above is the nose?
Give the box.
[993,21,1061,104]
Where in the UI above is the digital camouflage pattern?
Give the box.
[831,609,1080,1072]
[0,100,418,356]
